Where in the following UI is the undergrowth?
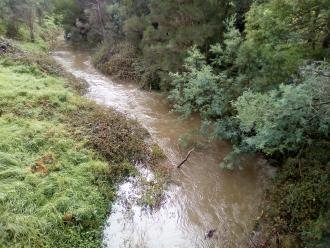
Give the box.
[92,42,142,82]
[92,41,162,90]
[255,142,330,248]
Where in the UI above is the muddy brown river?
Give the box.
[53,43,272,248]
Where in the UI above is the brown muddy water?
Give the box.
[53,43,272,248]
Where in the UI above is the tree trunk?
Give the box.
[29,25,35,42]
[95,0,106,38]
[27,9,35,42]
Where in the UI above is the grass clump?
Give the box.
[150,144,166,163]
[67,103,149,163]
[0,37,61,76]
[0,37,88,95]
[139,170,168,208]
[0,43,150,247]
[138,143,169,208]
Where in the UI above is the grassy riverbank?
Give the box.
[0,39,153,247]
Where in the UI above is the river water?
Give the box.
[53,43,271,248]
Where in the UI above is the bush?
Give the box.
[93,41,142,82]
[234,62,330,156]
[140,65,161,90]
[0,22,6,36]
[257,141,330,247]
[5,22,21,40]
[39,15,62,49]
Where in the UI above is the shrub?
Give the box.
[67,102,149,163]
[234,62,330,156]
[257,141,330,247]
[93,41,142,82]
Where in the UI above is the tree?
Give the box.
[237,0,330,91]
[169,18,244,144]
[0,0,43,42]
[234,62,330,156]
[142,0,234,89]
[122,0,149,46]
[21,0,39,42]
[54,0,85,37]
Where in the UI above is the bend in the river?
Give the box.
[53,42,272,248]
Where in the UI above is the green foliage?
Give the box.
[104,2,125,42]
[93,41,142,82]
[239,0,330,90]
[53,0,84,34]
[169,18,243,142]
[0,0,62,49]
[124,15,147,46]
[259,142,330,247]
[0,39,60,74]
[39,15,62,48]
[0,0,45,42]
[169,47,223,118]
[165,4,330,244]
[150,144,166,163]
[232,34,329,248]
[0,63,106,248]
[141,0,234,89]
[53,0,243,89]
[169,0,330,160]
[4,0,328,246]
[234,62,330,156]
[0,117,113,248]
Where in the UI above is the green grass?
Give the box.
[13,39,48,53]
[0,118,113,248]
[0,44,148,247]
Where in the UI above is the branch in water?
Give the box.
[177,148,195,168]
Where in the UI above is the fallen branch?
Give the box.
[177,148,194,168]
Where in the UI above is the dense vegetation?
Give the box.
[1,0,329,247]
[50,0,330,246]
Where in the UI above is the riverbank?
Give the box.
[2,36,328,247]
[0,38,161,247]
[92,41,330,248]
[53,41,269,247]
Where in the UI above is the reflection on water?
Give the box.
[53,43,271,248]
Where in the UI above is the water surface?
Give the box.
[53,43,270,248]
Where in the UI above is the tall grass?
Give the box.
[0,45,147,247]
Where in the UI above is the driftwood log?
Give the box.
[177,148,194,168]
